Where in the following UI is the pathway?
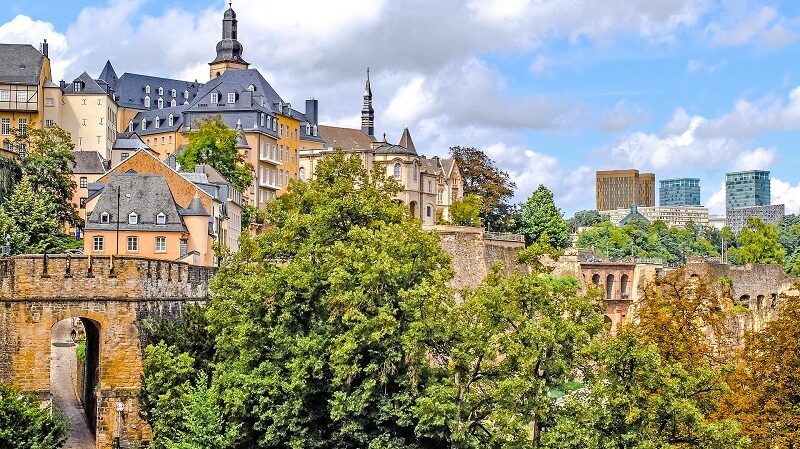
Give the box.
[51,319,96,449]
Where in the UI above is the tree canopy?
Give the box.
[519,184,569,248]
[0,385,68,448]
[446,193,482,227]
[449,146,516,232]
[730,217,786,265]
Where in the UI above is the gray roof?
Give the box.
[318,125,375,150]
[187,69,284,114]
[63,72,109,95]
[0,44,45,85]
[180,194,209,216]
[398,128,417,153]
[85,173,186,232]
[111,71,202,110]
[131,105,186,136]
[373,143,417,156]
[113,134,149,150]
[98,60,118,89]
[72,151,107,174]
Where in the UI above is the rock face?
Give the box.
[0,255,213,449]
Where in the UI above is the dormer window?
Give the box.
[210,92,219,104]
[154,116,160,129]
[100,212,110,224]
[128,212,138,224]
[306,124,311,135]
[228,92,236,103]
[156,212,166,225]
[313,125,318,136]
[183,90,189,99]
[144,96,150,108]
[183,101,188,105]
[141,118,147,131]
[145,85,150,94]
[157,87,163,95]
[260,113,266,127]
[128,120,133,132]
[157,98,163,109]
[73,82,82,92]
[170,89,176,97]
[272,120,277,132]
[170,99,176,107]
[247,84,256,92]
[168,114,174,126]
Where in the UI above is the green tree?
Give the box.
[730,217,785,265]
[138,342,196,436]
[0,157,22,203]
[519,184,569,248]
[0,385,68,448]
[567,210,606,233]
[177,115,254,192]
[415,267,605,447]
[206,151,453,448]
[16,125,80,227]
[544,330,749,449]
[448,194,482,227]
[0,176,74,254]
[449,146,516,231]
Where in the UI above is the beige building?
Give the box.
[71,150,108,230]
[596,169,655,211]
[302,126,462,225]
[605,205,710,228]
[60,72,118,159]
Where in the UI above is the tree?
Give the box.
[16,125,80,227]
[0,385,68,448]
[448,194,482,227]
[449,146,516,231]
[138,342,196,437]
[519,184,569,248]
[720,286,800,448]
[730,217,785,265]
[543,329,749,449]
[205,151,453,448]
[567,210,606,233]
[415,267,605,447]
[177,115,254,192]
[0,176,74,254]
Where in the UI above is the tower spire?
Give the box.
[209,1,249,79]
[361,67,374,137]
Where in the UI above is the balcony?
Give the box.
[259,152,282,165]
[258,178,279,190]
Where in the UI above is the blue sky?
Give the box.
[3,0,800,215]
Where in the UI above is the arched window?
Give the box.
[299,167,306,180]
[156,212,166,225]
[154,116,160,129]
[183,101,188,105]
[144,85,150,94]
[141,118,147,131]
[306,123,311,135]
[157,87,163,95]
[260,113,266,127]
[170,89,176,97]
[183,90,189,99]
[2,139,10,150]
[247,84,256,91]
[313,125,318,136]
[128,212,138,224]
[144,96,150,108]
[170,99,176,107]
[128,120,133,132]
[157,98,163,109]
[426,204,432,218]
[620,274,629,298]
[591,274,600,285]
[100,212,110,223]
[393,163,401,180]
[168,114,174,127]
[606,274,615,300]
[413,164,418,181]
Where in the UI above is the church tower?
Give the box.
[209,2,249,79]
[361,68,375,137]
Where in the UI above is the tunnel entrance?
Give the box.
[50,317,100,448]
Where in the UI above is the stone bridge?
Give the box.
[0,255,213,449]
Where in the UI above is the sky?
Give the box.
[3,0,800,216]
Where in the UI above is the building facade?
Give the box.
[596,169,655,211]
[605,205,710,228]
[726,170,770,209]
[60,72,118,159]
[726,204,785,233]
[659,178,700,206]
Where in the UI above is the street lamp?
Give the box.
[113,401,124,449]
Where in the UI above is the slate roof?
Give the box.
[0,44,45,85]
[111,71,202,110]
[187,69,284,114]
[398,127,417,153]
[373,143,417,156]
[72,151,107,174]
[84,173,186,232]
[130,105,186,136]
[179,194,209,216]
[318,125,375,150]
[98,61,118,89]
[619,205,650,226]
[63,72,109,95]
[113,134,149,150]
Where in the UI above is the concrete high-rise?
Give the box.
[725,170,770,209]
[596,169,655,211]
[659,178,701,206]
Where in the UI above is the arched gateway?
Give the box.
[0,255,213,449]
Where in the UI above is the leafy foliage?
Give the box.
[566,210,607,233]
[448,194,482,227]
[177,115,254,193]
[0,385,68,449]
[519,185,569,248]
[729,217,786,265]
[449,146,516,231]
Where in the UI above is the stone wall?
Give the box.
[0,255,213,449]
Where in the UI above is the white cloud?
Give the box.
[772,178,800,214]
[706,4,798,49]
[731,147,777,171]
[600,100,646,132]
[706,182,726,214]
[0,15,69,80]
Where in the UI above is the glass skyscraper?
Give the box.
[659,178,701,206]
[725,170,770,209]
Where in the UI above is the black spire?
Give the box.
[211,2,247,64]
[361,68,374,137]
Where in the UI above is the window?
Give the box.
[168,114,174,126]
[0,90,8,101]
[170,99,176,107]
[183,90,189,99]
[141,118,147,131]
[79,197,87,208]
[82,119,87,126]
[156,212,166,225]
[121,152,129,160]
[393,163,401,180]
[171,89,176,97]
[272,120,277,132]
[180,239,188,257]
[210,92,219,104]
[127,236,138,252]
[426,205,432,218]
[1,118,9,135]
[313,125,318,136]
[17,119,27,137]
[157,98,163,109]
[154,116,160,129]
[17,143,26,159]
[145,85,150,94]
[155,236,166,252]
[413,165,418,181]
[247,84,255,91]
[93,236,104,252]
[144,96,150,108]
[428,180,432,192]
[228,92,236,104]
[157,87,163,95]
[128,120,134,132]
[100,212,110,223]
[15,90,28,103]
[299,167,306,180]
[128,212,138,224]
[305,123,311,135]
[2,139,9,150]
[80,177,87,188]
[260,113,265,127]
[45,119,54,127]
[45,97,54,106]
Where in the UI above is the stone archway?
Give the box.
[606,274,615,300]
[409,200,418,219]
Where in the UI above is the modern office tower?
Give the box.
[725,170,770,209]
[726,204,785,233]
[596,169,655,211]
[659,178,701,206]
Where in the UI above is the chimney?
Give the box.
[59,80,66,90]
[40,39,48,57]
[305,98,318,124]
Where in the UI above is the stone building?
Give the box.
[726,203,785,233]
[596,169,655,211]
[604,205,710,228]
